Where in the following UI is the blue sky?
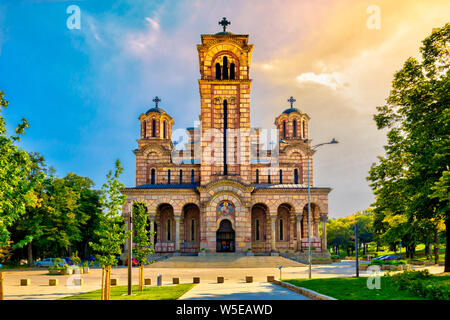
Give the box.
[1,0,449,217]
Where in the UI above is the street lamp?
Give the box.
[304,138,338,279]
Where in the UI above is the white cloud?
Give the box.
[296,72,348,90]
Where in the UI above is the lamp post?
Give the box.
[128,212,133,295]
[304,138,338,279]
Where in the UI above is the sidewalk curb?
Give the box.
[273,280,337,300]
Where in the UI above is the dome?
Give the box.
[145,106,166,115]
[215,31,234,35]
[282,107,301,115]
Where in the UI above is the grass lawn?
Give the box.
[283,277,428,300]
[60,284,195,300]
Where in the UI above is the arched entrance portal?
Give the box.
[216,219,235,252]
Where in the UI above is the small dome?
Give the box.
[282,108,301,115]
[145,106,166,115]
[215,31,234,35]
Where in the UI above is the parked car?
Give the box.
[34,258,67,267]
[372,255,388,260]
[381,255,399,260]
[87,256,96,262]
[124,257,139,266]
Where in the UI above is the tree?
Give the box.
[327,218,352,255]
[354,210,375,255]
[89,159,127,300]
[0,91,40,247]
[367,24,450,271]
[11,152,48,265]
[132,202,154,292]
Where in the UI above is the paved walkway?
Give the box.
[0,260,445,300]
[179,282,310,300]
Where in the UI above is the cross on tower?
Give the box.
[218,17,231,32]
[152,96,161,107]
[287,96,296,108]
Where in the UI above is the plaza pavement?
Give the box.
[0,259,445,300]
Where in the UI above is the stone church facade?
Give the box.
[122,21,331,256]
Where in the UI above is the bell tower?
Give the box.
[197,18,254,184]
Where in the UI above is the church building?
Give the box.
[122,19,332,256]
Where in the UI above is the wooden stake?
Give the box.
[0,272,4,300]
[139,264,143,292]
[105,266,109,300]
[107,265,111,300]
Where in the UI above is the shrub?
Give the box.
[71,256,81,265]
[392,259,407,266]
[48,263,69,271]
[390,270,450,300]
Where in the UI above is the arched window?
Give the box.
[279,219,284,240]
[191,219,195,241]
[293,120,297,137]
[179,169,183,184]
[302,120,306,138]
[256,169,259,184]
[283,121,286,138]
[223,99,228,175]
[222,56,228,80]
[152,119,156,137]
[230,62,235,79]
[279,169,283,184]
[255,219,260,241]
[191,169,195,184]
[151,169,155,184]
[167,169,171,184]
[163,121,166,139]
[294,169,299,184]
[215,63,221,80]
[143,121,147,138]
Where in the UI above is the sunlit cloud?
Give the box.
[296,72,348,90]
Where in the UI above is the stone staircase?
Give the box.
[146,253,306,268]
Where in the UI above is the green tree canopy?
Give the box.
[367,24,450,270]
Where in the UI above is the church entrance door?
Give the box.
[216,219,235,252]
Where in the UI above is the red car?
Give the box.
[124,257,139,266]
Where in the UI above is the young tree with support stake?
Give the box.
[89,159,127,300]
[132,202,155,292]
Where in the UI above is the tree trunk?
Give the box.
[425,243,431,260]
[101,266,105,300]
[445,219,450,273]
[434,226,439,264]
[27,242,33,267]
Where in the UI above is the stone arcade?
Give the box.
[122,19,331,258]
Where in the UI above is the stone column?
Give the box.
[296,214,303,251]
[174,216,181,252]
[320,215,328,252]
[270,216,277,252]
